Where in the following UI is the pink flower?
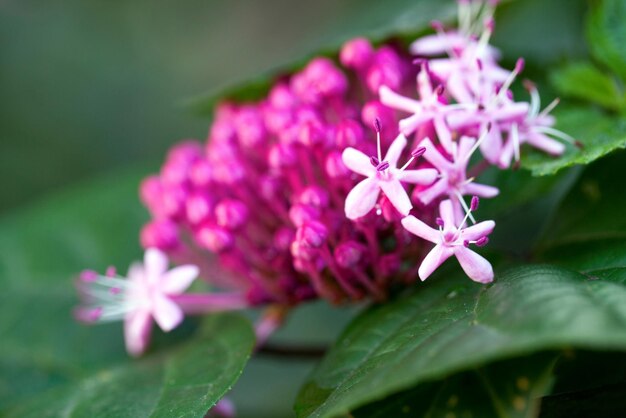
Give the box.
[417,135,498,221]
[401,199,495,283]
[76,248,199,356]
[342,122,438,219]
[379,68,464,151]
[498,82,572,168]
[445,59,529,163]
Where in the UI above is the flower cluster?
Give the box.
[76,0,575,358]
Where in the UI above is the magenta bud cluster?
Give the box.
[137,0,574,307]
[138,40,435,305]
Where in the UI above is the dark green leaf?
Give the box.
[521,106,626,176]
[229,302,358,418]
[295,265,626,418]
[354,353,557,418]
[536,150,626,271]
[5,314,255,418]
[540,382,626,418]
[586,0,626,82]
[550,62,625,112]
[0,165,217,410]
[185,0,457,114]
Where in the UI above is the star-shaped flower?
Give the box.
[76,248,199,356]
[379,68,464,151]
[417,135,499,221]
[401,198,495,283]
[498,82,572,168]
[342,123,438,219]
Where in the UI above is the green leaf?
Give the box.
[0,165,155,409]
[353,353,557,418]
[295,265,626,418]
[185,0,458,114]
[550,62,625,112]
[5,314,255,418]
[0,164,230,411]
[587,0,626,82]
[536,150,626,271]
[538,350,626,417]
[521,106,626,176]
[540,382,626,418]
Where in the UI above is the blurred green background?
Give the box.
[0,0,586,215]
[0,0,368,213]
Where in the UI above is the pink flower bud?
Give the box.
[325,151,350,178]
[195,225,234,253]
[189,159,212,188]
[140,219,179,250]
[336,119,364,148]
[185,192,214,225]
[334,241,366,268]
[340,37,373,70]
[289,204,321,227]
[215,199,249,230]
[296,221,328,248]
[298,186,330,208]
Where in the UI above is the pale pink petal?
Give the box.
[152,294,184,332]
[446,110,476,130]
[380,179,412,216]
[418,177,448,205]
[384,134,408,167]
[498,138,515,168]
[458,136,476,161]
[398,168,438,185]
[527,133,566,155]
[451,198,465,227]
[124,310,152,357]
[409,32,466,56]
[379,86,421,113]
[345,177,380,220]
[399,113,432,136]
[454,247,494,283]
[447,72,473,104]
[127,262,145,282]
[485,63,512,82]
[342,147,375,177]
[463,182,499,198]
[144,248,169,284]
[401,215,440,243]
[492,102,529,122]
[417,68,433,99]
[439,199,457,229]
[480,123,503,164]
[433,115,453,152]
[398,114,426,136]
[161,265,199,295]
[461,220,496,242]
[428,58,454,80]
[420,137,453,172]
[419,244,454,281]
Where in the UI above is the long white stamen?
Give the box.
[496,59,524,103]
[399,157,415,172]
[464,124,491,163]
[536,126,576,144]
[431,20,459,59]
[528,85,541,118]
[539,98,560,118]
[376,130,382,162]
[476,22,493,56]
[455,190,476,224]
[459,1,471,35]
[512,123,520,163]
